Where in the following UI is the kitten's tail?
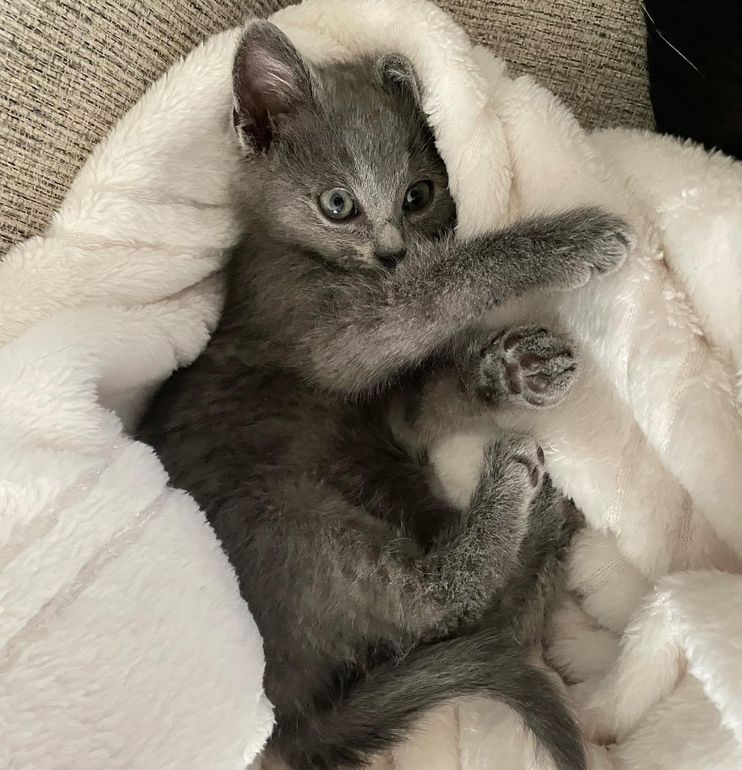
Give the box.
[271,628,585,770]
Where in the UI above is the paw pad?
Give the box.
[479,326,577,407]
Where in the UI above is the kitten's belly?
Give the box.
[138,356,424,713]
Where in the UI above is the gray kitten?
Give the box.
[139,22,631,770]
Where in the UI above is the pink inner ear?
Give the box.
[233,24,312,128]
[252,53,304,113]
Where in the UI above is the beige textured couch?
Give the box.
[0,0,651,255]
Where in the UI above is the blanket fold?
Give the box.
[2,1,741,768]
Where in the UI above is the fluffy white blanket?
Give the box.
[2,1,741,768]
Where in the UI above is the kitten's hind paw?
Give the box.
[485,433,546,499]
[547,496,586,554]
[478,326,577,407]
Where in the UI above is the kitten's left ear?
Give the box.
[377,53,423,107]
[232,21,313,153]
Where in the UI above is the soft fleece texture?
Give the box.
[1,1,741,768]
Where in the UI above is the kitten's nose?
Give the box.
[375,248,407,269]
[374,224,405,269]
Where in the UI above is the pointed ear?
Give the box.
[232,21,313,153]
[377,53,423,107]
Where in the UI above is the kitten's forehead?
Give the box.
[309,58,430,186]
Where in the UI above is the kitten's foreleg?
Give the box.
[305,208,631,395]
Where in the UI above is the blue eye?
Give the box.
[403,180,433,211]
[319,188,357,221]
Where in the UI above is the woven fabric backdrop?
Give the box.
[0,0,652,253]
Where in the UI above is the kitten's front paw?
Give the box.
[551,209,634,291]
[575,209,634,282]
[478,326,577,407]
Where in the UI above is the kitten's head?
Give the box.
[232,22,456,270]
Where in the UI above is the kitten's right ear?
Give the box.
[232,21,313,153]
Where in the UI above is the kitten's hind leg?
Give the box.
[418,433,547,632]
[361,433,549,636]
[485,484,585,646]
[235,434,548,646]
